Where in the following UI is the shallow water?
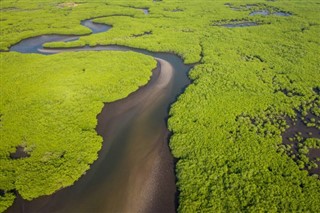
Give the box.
[250,10,270,16]
[142,8,149,15]
[7,19,192,213]
[273,11,291,16]
[282,113,320,176]
[222,21,259,28]
[249,10,291,16]
[81,19,112,33]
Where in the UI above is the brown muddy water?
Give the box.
[7,19,192,213]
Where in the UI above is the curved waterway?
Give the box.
[7,18,192,213]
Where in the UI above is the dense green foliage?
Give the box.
[1,0,320,212]
[0,51,155,211]
[167,1,320,212]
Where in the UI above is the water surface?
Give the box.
[221,21,259,28]
[249,10,291,16]
[142,8,149,15]
[9,19,111,53]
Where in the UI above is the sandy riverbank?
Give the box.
[95,58,176,213]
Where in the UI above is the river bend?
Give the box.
[6,18,192,213]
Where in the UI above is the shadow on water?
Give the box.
[6,18,192,213]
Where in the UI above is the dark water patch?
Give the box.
[281,112,320,176]
[254,55,264,62]
[220,21,259,28]
[282,115,319,148]
[313,87,320,95]
[225,2,291,17]
[250,10,270,16]
[250,10,291,16]
[274,88,304,97]
[273,11,291,16]
[246,4,258,9]
[10,146,30,159]
[309,148,320,175]
[309,148,320,161]
[243,54,265,62]
[142,8,149,14]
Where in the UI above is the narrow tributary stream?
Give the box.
[7,19,192,213]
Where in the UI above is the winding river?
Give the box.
[6,19,192,212]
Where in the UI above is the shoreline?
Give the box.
[7,19,193,211]
[7,58,178,213]
[95,58,176,213]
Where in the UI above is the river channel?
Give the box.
[6,19,192,213]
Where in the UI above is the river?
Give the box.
[6,19,192,212]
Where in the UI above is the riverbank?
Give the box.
[1,50,157,212]
[7,59,176,212]
[95,58,176,212]
[4,17,192,211]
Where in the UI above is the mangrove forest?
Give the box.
[1,0,319,212]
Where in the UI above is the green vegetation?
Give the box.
[0,51,155,211]
[0,0,146,51]
[1,0,320,212]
